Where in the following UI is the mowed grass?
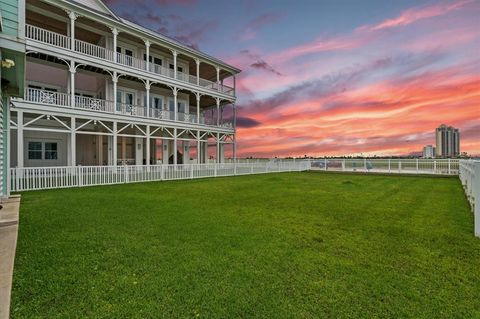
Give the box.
[11,172,480,318]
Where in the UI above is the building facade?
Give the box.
[2,0,240,183]
[435,124,460,158]
[1,0,26,196]
[422,145,435,158]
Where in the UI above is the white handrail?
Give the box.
[75,39,114,61]
[25,24,70,49]
[25,88,70,107]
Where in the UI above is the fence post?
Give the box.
[398,161,401,173]
[324,158,327,171]
[364,158,367,172]
[125,165,129,183]
[416,158,419,172]
[214,163,217,177]
[448,159,451,175]
[434,160,437,174]
[190,164,194,179]
[388,159,391,173]
[77,166,81,187]
[474,162,480,237]
[342,159,345,171]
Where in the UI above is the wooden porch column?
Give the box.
[69,60,75,108]
[195,59,200,86]
[144,39,150,71]
[145,80,150,118]
[173,128,177,165]
[111,27,118,63]
[216,66,220,92]
[17,111,23,168]
[68,11,78,51]
[216,133,220,164]
[233,103,237,163]
[216,98,220,126]
[173,88,178,121]
[70,116,76,166]
[113,121,117,167]
[146,125,150,166]
[196,93,201,124]
[172,50,178,79]
[197,130,201,164]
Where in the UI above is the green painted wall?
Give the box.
[0,0,19,37]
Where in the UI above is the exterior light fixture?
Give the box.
[1,59,15,68]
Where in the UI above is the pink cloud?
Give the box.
[365,0,472,31]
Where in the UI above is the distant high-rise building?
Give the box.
[422,145,435,158]
[435,124,460,158]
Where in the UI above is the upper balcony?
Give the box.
[25,24,235,97]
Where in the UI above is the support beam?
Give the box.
[197,130,201,164]
[70,116,76,166]
[146,125,150,166]
[172,50,178,80]
[144,39,150,71]
[173,88,178,122]
[216,133,220,163]
[173,128,178,164]
[196,93,201,124]
[69,60,75,108]
[68,11,78,51]
[145,80,150,118]
[112,27,118,62]
[112,72,118,113]
[195,59,200,86]
[216,98,220,126]
[17,111,23,168]
[113,121,117,166]
[233,104,237,163]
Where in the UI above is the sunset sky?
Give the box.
[105,0,479,157]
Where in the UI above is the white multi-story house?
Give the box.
[4,0,240,174]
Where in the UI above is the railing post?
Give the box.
[473,162,480,237]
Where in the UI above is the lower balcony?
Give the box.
[14,88,234,130]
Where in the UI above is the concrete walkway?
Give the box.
[0,195,21,319]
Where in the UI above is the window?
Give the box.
[143,55,162,66]
[27,142,58,160]
[45,143,58,160]
[28,142,42,160]
[169,64,183,72]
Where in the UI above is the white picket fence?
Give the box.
[308,158,458,175]
[459,160,480,237]
[9,162,311,192]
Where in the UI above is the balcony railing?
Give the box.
[25,24,235,97]
[19,88,233,129]
[26,87,70,106]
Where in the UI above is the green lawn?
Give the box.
[11,172,480,318]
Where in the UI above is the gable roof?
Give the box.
[67,0,119,19]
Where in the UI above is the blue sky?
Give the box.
[104,0,480,157]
